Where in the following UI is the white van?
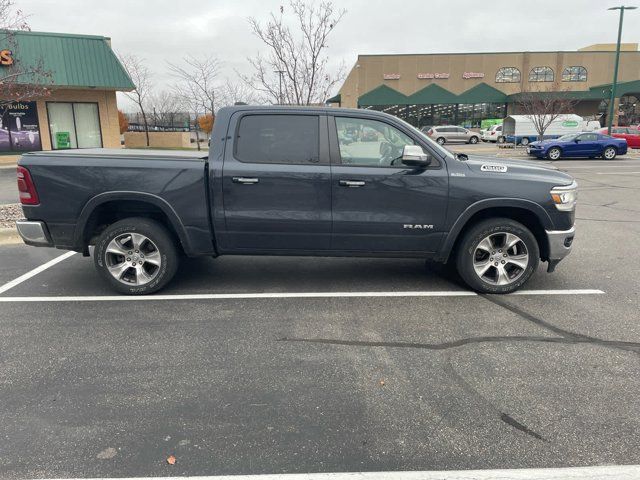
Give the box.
[502,114,601,145]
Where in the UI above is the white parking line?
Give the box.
[32,464,640,480]
[0,289,604,302]
[0,251,76,295]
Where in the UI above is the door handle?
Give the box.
[339,180,366,188]
[232,177,259,185]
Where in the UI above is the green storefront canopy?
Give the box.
[408,83,458,104]
[358,80,640,107]
[1,30,134,90]
[358,84,409,106]
[457,83,508,104]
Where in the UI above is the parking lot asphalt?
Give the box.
[0,157,639,479]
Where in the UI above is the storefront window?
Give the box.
[47,102,102,149]
[529,66,554,82]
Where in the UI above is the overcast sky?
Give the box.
[17,0,640,110]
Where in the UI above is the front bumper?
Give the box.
[16,220,54,247]
[545,226,575,272]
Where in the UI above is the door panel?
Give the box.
[330,116,448,253]
[220,113,331,252]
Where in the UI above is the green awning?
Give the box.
[1,30,134,90]
[358,84,409,106]
[457,83,507,103]
[407,84,458,104]
[326,93,341,104]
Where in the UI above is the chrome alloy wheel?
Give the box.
[473,232,529,286]
[104,232,162,286]
[603,147,616,160]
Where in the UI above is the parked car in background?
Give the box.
[527,132,627,160]
[503,114,601,146]
[598,127,640,148]
[426,126,479,145]
[481,124,503,143]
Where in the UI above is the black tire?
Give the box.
[603,146,617,160]
[497,136,506,144]
[469,136,479,144]
[547,147,562,160]
[436,137,446,145]
[94,217,179,295]
[455,218,539,294]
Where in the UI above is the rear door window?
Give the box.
[235,114,320,165]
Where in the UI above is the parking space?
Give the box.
[0,158,639,479]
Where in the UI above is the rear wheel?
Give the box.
[455,218,539,294]
[436,137,446,145]
[469,136,479,144]
[94,217,179,295]
[603,146,617,160]
[547,147,562,160]
[497,136,506,144]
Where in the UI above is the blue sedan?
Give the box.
[527,132,628,160]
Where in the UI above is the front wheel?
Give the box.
[547,147,562,160]
[603,146,617,160]
[94,217,179,295]
[455,218,539,294]
[520,137,530,146]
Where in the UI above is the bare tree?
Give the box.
[243,0,346,105]
[0,0,52,113]
[168,55,221,116]
[516,90,578,140]
[119,53,153,146]
[168,55,222,150]
[218,79,258,107]
[147,90,182,128]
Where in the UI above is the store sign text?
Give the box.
[463,71,484,79]
[383,73,401,80]
[0,49,14,66]
[417,72,450,79]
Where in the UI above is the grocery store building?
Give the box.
[328,44,640,129]
[0,30,134,153]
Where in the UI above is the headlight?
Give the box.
[550,181,578,211]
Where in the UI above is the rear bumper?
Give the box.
[545,226,575,272]
[16,220,54,247]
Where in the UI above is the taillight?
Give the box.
[428,128,433,135]
[491,131,496,135]
[17,166,39,205]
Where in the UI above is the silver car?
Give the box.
[426,126,480,145]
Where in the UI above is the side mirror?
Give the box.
[574,138,581,143]
[401,145,431,167]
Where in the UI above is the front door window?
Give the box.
[335,117,415,167]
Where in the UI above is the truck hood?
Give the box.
[460,155,574,185]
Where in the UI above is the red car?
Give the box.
[599,127,640,148]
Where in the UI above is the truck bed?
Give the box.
[19,148,213,255]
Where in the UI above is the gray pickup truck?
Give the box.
[16,106,577,295]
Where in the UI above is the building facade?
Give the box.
[0,30,134,153]
[330,44,640,129]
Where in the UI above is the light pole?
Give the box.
[274,70,285,105]
[607,5,637,134]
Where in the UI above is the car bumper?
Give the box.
[545,226,575,272]
[16,220,54,247]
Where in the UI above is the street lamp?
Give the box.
[607,5,637,134]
